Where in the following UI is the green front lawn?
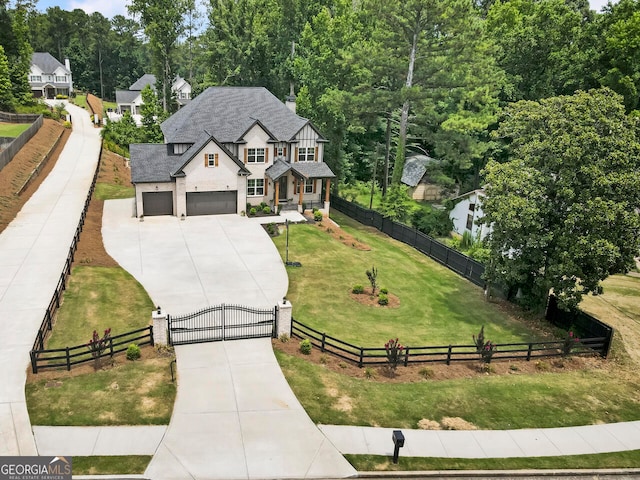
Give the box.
[94,182,134,200]
[274,211,537,347]
[347,450,640,471]
[275,350,640,429]
[72,95,88,109]
[26,355,176,425]
[0,122,30,137]
[72,456,151,475]
[47,266,153,349]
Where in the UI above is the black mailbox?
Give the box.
[392,430,404,464]
[392,430,405,447]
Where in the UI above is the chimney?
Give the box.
[285,81,296,113]
[64,58,71,71]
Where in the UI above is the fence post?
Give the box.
[276,299,292,338]
[404,347,409,367]
[222,304,226,341]
[151,307,168,346]
[358,348,364,368]
[46,309,52,330]
[66,347,71,371]
[149,325,155,346]
[446,345,452,365]
[321,333,326,352]
[109,337,114,357]
[526,343,533,361]
[30,351,38,374]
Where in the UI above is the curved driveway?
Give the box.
[102,201,356,479]
[102,199,289,312]
[0,103,100,455]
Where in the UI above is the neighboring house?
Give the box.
[449,189,491,240]
[29,52,73,99]
[400,154,457,201]
[130,86,335,218]
[115,74,191,118]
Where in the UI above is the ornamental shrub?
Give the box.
[384,338,404,373]
[126,343,141,361]
[380,287,389,295]
[562,331,580,356]
[299,339,312,355]
[249,207,257,216]
[352,284,364,294]
[378,293,389,305]
[314,211,323,221]
[262,206,271,214]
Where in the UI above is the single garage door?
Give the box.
[142,191,173,216]
[186,191,237,216]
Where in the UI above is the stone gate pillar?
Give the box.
[152,306,168,345]
[277,299,292,338]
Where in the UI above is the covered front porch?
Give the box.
[265,159,335,214]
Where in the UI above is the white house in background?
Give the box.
[130,86,335,218]
[115,74,192,118]
[449,189,491,240]
[29,52,73,99]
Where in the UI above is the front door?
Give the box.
[279,176,288,201]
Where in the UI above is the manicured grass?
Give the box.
[0,122,31,137]
[26,353,176,426]
[94,182,134,200]
[103,100,117,111]
[72,95,88,109]
[273,211,538,346]
[274,349,640,429]
[46,266,154,349]
[581,274,640,323]
[72,456,151,475]
[346,450,640,471]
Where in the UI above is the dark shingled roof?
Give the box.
[130,74,156,91]
[131,134,250,184]
[115,89,140,104]
[266,159,336,181]
[401,154,439,187]
[161,87,318,144]
[31,52,69,74]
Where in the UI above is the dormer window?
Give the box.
[298,147,315,162]
[247,148,265,163]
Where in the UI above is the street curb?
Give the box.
[357,468,640,477]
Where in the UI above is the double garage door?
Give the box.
[186,191,237,216]
[142,191,237,216]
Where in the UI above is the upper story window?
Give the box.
[55,75,67,82]
[298,147,315,162]
[275,146,286,157]
[469,203,476,212]
[30,75,42,82]
[206,153,218,167]
[179,91,190,99]
[246,148,265,164]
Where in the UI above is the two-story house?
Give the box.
[29,52,73,99]
[115,74,192,119]
[130,86,335,217]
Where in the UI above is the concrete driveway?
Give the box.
[102,199,289,313]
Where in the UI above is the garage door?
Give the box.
[186,191,237,216]
[142,191,173,216]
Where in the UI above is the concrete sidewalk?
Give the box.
[34,426,167,456]
[320,422,640,458]
[0,103,101,456]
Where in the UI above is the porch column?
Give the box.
[274,180,280,209]
[298,179,304,213]
[324,178,331,213]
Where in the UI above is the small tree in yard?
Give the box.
[366,265,378,296]
[87,328,111,370]
[385,338,404,375]
[562,331,580,357]
[473,325,496,364]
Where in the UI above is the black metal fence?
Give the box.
[168,304,277,345]
[330,194,485,287]
[30,143,102,354]
[0,115,43,172]
[291,319,608,367]
[30,326,154,373]
[546,295,614,357]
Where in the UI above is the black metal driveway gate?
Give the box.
[168,304,277,346]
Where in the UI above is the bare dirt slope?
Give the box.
[0,119,69,233]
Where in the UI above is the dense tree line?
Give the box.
[1,0,639,309]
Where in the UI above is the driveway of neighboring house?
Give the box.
[102,201,356,479]
[102,199,289,313]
